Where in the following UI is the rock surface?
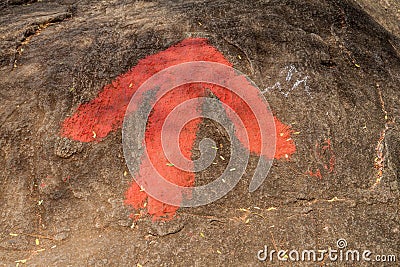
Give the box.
[0,0,399,265]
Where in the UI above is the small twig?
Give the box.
[388,39,400,58]
[371,84,392,189]
[269,231,279,252]
[250,212,265,219]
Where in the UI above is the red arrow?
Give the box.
[61,38,296,220]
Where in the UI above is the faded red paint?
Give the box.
[307,138,336,179]
[61,38,297,220]
[306,169,323,179]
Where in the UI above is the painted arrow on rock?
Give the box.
[61,38,296,220]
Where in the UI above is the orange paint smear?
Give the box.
[274,118,296,160]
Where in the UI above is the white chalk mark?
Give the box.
[290,76,311,96]
[262,65,312,97]
[262,81,281,94]
[285,65,296,81]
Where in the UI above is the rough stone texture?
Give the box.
[0,0,399,266]
[356,0,400,37]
